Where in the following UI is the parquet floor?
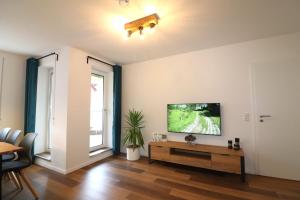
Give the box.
[2,156,300,200]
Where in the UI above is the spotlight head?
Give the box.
[127,30,132,37]
[139,26,144,35]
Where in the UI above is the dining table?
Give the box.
[0,142,22,200]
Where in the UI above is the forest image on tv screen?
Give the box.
[168,103,221,135]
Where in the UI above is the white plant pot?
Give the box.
[126,147,140,161]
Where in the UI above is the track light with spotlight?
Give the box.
[124,13,159,39]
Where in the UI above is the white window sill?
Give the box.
[36,152,52,161]
[89,147,111,157]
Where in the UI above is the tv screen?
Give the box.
[167,103,221,135]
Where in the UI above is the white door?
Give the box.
[252,57,300,181]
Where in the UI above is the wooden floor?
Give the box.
[2,156,300,200]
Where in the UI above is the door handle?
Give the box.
[259,115,272,118]
[259,115,272,122]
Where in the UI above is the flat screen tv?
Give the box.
[167,103,221,135]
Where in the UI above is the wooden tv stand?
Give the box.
[148,141,245,182]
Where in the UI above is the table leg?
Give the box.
[0,154,2,200]
[148,144,152,164]
[240,156,246,182]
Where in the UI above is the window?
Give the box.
[35,66,54,158]
[90,72,106,151]
[46,70,54,150]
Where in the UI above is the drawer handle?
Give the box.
[220,154,230,156]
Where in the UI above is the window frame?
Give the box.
[89,70,108,152]
[46,69,54,152]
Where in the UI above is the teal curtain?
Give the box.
[112,65,122,155]
[24,58,39,133]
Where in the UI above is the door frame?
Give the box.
[249,63,260,175]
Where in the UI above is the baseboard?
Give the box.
[35,150,113,175]
[35,157,67,174]
[65,150,113,174]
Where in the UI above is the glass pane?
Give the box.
[90,74,104,148]
[48,71,54,149]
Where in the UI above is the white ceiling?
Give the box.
[1,0,300,64]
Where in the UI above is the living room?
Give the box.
[0,0,299,200]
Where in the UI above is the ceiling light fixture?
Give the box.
[118,0,129,6]
[124,13,159,39]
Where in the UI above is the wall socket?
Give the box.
[244,113,250,121]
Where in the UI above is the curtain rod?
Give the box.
[37,52,59,61]
[86,56,114,67]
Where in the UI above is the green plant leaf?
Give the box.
[122,109,145,149]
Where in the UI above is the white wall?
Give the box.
[122,32,300,174]
[66,47,113,172]
[35,47,113,174]
[35,48,70,172]
[0,50,26,131]
[0,49,70,173]
[66,48,91,169]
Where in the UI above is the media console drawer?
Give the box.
[169,154,211,168]
[151,145,170,161]
[211,154,241,174]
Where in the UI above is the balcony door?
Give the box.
[90,71,107,151]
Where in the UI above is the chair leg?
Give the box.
[19,170,39,199]
[14,172,23,190]
[7,172,12,180]
[8,172,20,189]
[4,172,10,180]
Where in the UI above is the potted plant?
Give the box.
[122,109,145,161]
